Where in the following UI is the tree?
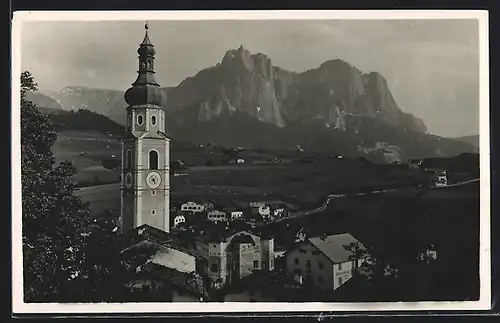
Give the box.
[20,71,126,302]
[344,242,369,275]
[21,71,89,301]
[352,192,438,301]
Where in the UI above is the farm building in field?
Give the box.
[285,233,367,291]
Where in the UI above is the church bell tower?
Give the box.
[120,22,170,233]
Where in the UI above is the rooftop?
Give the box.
[139,262,208,298]
[121,224,201,259]
[308,233,366,264]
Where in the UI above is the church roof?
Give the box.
[125,22,167,107]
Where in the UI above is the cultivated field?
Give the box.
[75,159,437,217]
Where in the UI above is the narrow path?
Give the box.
[280,178,479,222]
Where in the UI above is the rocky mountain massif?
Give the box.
[29,46,478,162]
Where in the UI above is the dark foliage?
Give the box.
[46,108,126,135]
[20,71,133,302]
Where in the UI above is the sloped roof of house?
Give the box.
[138,262,208,298]
[121,224,201,259]
[308,233,366,264]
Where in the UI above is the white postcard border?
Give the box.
[11,10,491,314]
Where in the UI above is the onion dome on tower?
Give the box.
[125,22,167,107]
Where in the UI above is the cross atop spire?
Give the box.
[141,21,152,46]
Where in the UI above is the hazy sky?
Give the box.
[20,19,480,137]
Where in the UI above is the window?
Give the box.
[338,277,343,286]
[126,150,132,169]
[338,263,343,270]
[210,263,219,272]
[299,248,306,254]
[253,260,259,269]
[137,114,144,125]
[306,260,312,269]
[151,209,156,215]
[294,258,299,265]
[149,150,158,170]
[151,115,157,126]
[318,262,324,269]
[312,250,320,255]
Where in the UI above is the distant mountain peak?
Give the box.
[221,46,273,77]
[37,47,478,161]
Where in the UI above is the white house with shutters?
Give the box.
[285,233,366,291]
[181,201,205,213]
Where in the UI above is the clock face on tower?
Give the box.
[146,171,162,189]
[125,172,133,188]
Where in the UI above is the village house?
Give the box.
[426,168,448,187]
[172,214,186,228]
[408,159,423,169]
[285,233,367,291]
[193,227,275,289]
[127,262,208,302]
[230,210,244,221]
[271,207,287,219]
[120,224,200,274]
[207,210,228,223]
[119,224,209,301]
[225,207,244,221]
[248,202,271,219]
[228,158,245,164]
[180,201,206,213]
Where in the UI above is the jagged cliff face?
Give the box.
[32,46,477,162]
[166,46,296,128]
[281,60,427,133]
[37,47,426,134]
[164,46,426,134]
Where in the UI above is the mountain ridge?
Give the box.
[28,46,478,162]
